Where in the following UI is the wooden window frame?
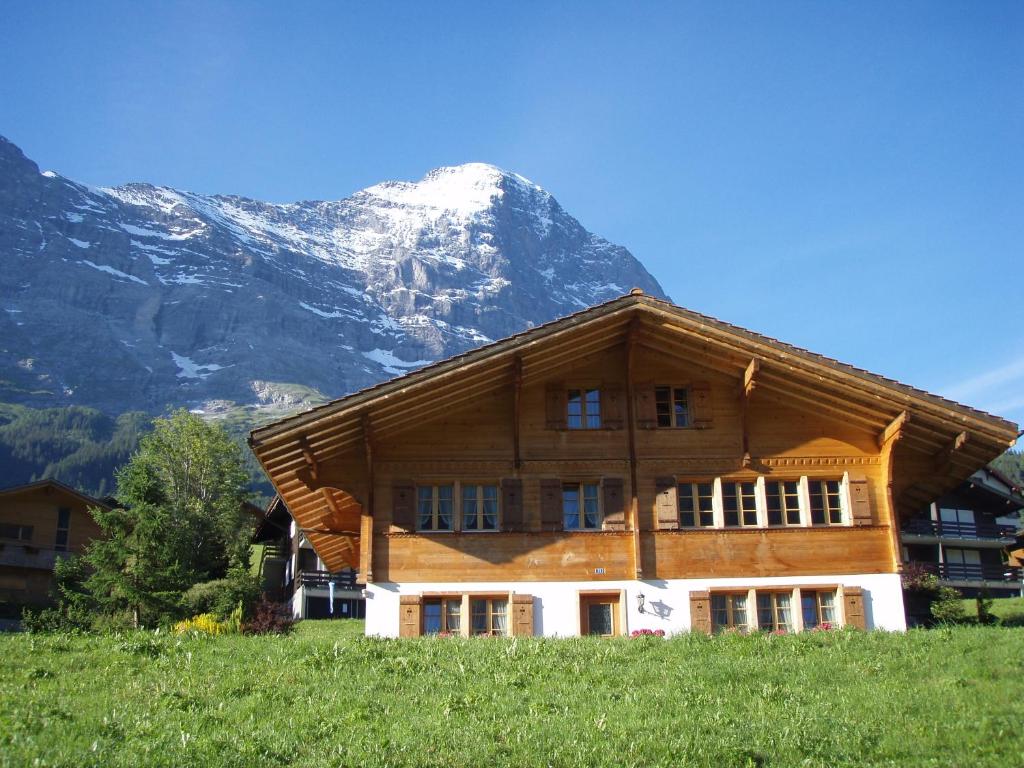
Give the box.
[755,590,795,632]
[578,590,624,637]
[0,523,33,543]
[416,484,454,532]
[710,592,750,633]
[460,482,500,532]
[422,596,463,635]
[722,480,759,527]
[470,595,510,636]
[567,386,602,430]
[654,385,691,428]
[800,589,837,629]
[708,584,847,633]
[562,481,602,531]
[808,478,845,526]
[765,479,803,527]
[55,506,71,552]
[677,480,715,528]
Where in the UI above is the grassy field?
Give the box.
[961,595,1024,625]
[1,622,1022,768]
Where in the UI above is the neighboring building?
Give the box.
[901,467,1023,601]
[253,496,365,620]
[0,479,110,607]
[248,292,1019,637]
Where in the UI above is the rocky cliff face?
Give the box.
[0,136,666,415]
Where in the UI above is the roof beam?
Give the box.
[933,431,970,474]
[878,411,910,449]
[743,358,760,398]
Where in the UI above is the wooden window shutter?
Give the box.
[399,595,422,638]
[602,478,625,530]
[392,481,416,531]
[847,475,873,526]
[602,383,624,430]
[689,590,712,634]
[842,586,866,630]
[655,476,679,530]
[691,381,713,429]
[539,479,563,530]
[545,382,567,430]
[635,381,657,429]
[501,478,524,532]
[511,594,534,636]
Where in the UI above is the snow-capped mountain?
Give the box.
[0,135,666,415]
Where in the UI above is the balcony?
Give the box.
[900,518,1018,544]
[297,570,361,591]
[0,544,65,570]
[917,561,1022,584]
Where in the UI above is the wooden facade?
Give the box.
[249,292,1019,636]
[0,480,108,607]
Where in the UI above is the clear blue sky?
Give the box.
[2,1,1022,428]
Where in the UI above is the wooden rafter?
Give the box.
[878,411,910,449]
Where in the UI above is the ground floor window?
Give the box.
[711,593,749,632]
[471,597,508,636]
[756,592,794,632]
[801,590,836,629]
[423,597,462,635]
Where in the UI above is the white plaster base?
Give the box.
[364,572,907,637]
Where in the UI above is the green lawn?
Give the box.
[1,622,1021,767]
[960,596,1024,626]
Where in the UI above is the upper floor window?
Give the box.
[655,386,689,427]
[766,481,801,526]
[55,507,71,552]
[723,482,758,527]
[462,484,499,531]
[563,482,601,530]
[678,482,715,528]
[809,480,843,525]
[417,485,453,531]
[567,388,601,429]
[0,523,32,542]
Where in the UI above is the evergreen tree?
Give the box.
[85,410,254,626]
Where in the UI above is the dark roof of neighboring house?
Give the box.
[0,479,113,510]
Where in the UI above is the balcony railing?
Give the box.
[0,544,64,570]
[917,561,1022,583]
[900,518,1018,541]
[298,570,361,590]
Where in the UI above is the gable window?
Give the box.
[0,523,33,542]
[563,482,601,530]
[55,507,71,552]
[766,481,801,526]
[801,590,836,629]
[678,482,715,528]
[809,480,843,525]
[471,597,508,636]
[655,386,690,427]
[462,484,499,531]
[757,592,794,632]
[567,388,601,429]
[417,485,453,531]
[711,593,749,632]
[423,597,462,635]
[723,482,758,527]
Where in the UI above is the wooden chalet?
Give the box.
[0,479,109,608]
[249,291,1019,637]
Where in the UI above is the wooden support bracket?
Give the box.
[743,358,760,398]
[933,430,970,474]
[877,411,910,449]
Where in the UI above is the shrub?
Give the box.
[22,604,92,633]
[931,587,965,624]
[976,591,997,625]
[243,598,295,635]
[173,613,231,636]
[902,562,940,593]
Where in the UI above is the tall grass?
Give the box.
[0,622,1021,767]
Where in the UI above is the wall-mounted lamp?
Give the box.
[637,592,646,614]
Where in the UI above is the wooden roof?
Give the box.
[0,479,113,511]
[249,291,1020,572]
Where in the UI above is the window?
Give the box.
[678,482,715,527]
[655,386,690,427]
[471,597,508,636]
[55,507,71,552]
[417,485,453,531]
[462,484,499,531]
[567,388,601,429]
[801,590,836,629]
[766,481,802,526]
[0,523,33,542]
[423,597,462,635]
[723,482,758,527]
[711,593,749,632]
[757,592,794,632]
[563,483,600,530]
[809,480,843,525]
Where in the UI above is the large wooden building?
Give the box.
[249,292,1019,637]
